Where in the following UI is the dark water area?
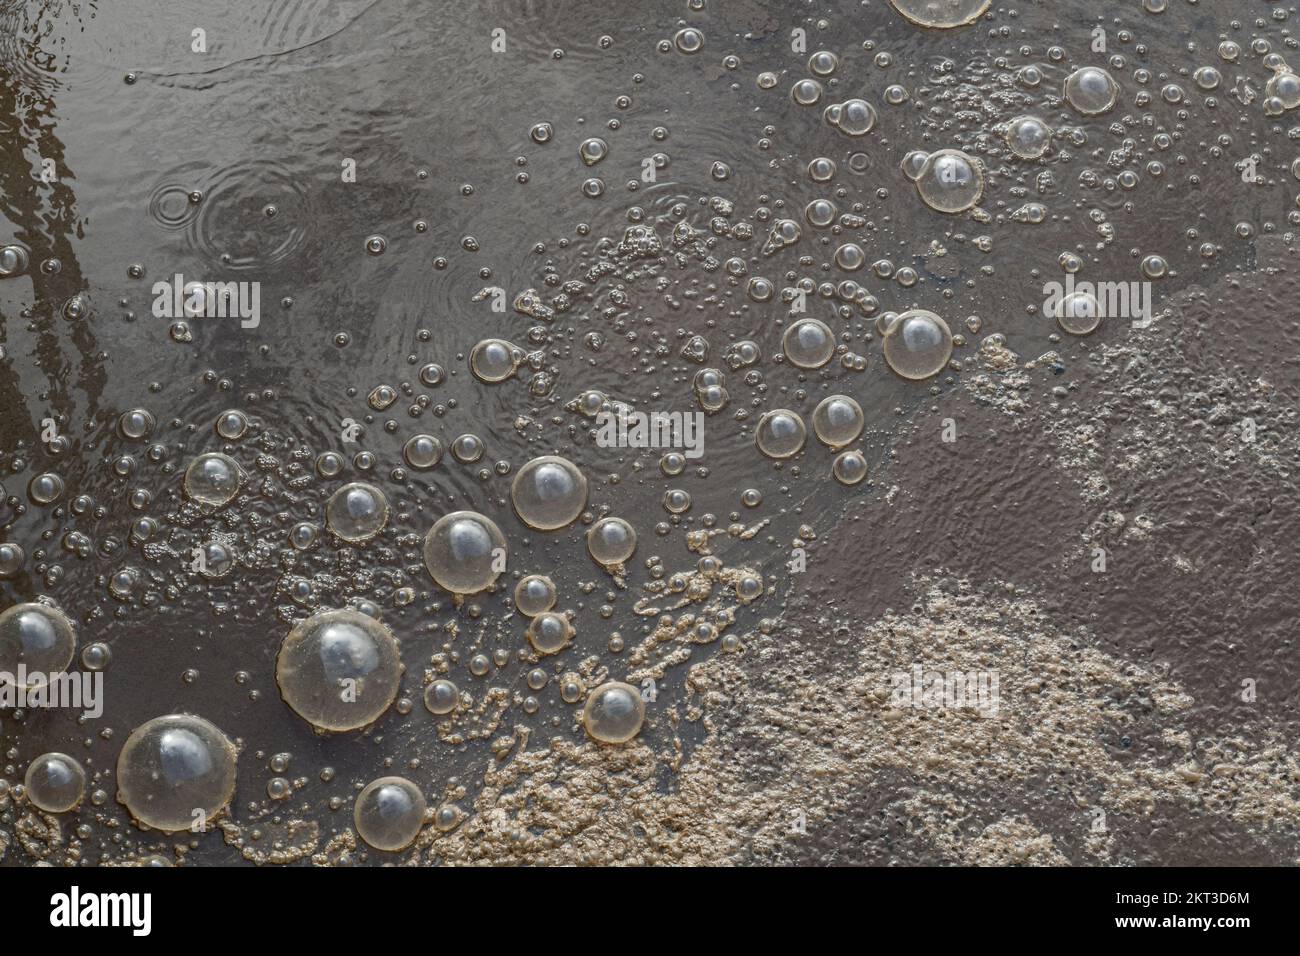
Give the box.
[2,0,1299,866]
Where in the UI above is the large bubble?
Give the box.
[1055,291,1102,335]
[354,776,426,851]
[812,395,865,448]
[1004,115,1052,159]
[783,318,836,369]
[116,714,238,832]
[423,511,507,593]
[882,310,953,380]
[755,409,807,459]
[0,602,76,685]
[325,482,389,544]
[526,611,573,655]
[184,452,242,507]
[276,609,402,731]
[511,456,588,531]
[915,149,984,213]
[889,0,991,29]
[514,574,557,616]
[583,681,646,744]
[1064,67,1119,115]
[587,517,637,565]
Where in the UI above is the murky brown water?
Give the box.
[3,0,1299,866]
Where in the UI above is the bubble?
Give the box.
[836,242,869,271]
[117,408,155,440]
[515,575,557,616]
[746,277,775,302]
[889,0,991,28]
[832,450,869,485]
[783,318,836,368]
[1055,291,1102,335]
[109,566,141,599]
[1266,72,1300,110]
[215,409,248,440]
[809,50,839,75]
[674,27,704,54]
[530,122,553,144]
[81,641,111,670]
[826,98,877,136]
[1005,115,1052,159]
[288,522,318,551]
[916,149,984,213]
[578,137,610,167]
[1141,254,1169,280]
[368,385,396,411]
[116,714,238,832]
[325,482,389,544]
[28,473,64,505]
[0,542,25,578]
[1193,66,1221,91]
[184,452,242,507]
[470,338,523,382]
[755,409,807,459]
[583,681,646,744]
[451,433,485,463]
[403,434,443,470]
[882,310,953,380]
[511,455,588,531]
[791,79,824,106]
[24,752,85,813]
[0,603,76,684]
[812,395,865,448]
[526,611,573,655]
[316,452,344,478]
[423,678,459,715]
[0,244,30,277]
[588,517,637,565]
[663,488,693,514]
[757,71,778,90]
[354,776,426,851]
[808,157,837,182]
[423,511,507,593]
[275,609,402,731]
[900,150,929,181]
[575,390,606,417]
[1064,67,1119,115]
